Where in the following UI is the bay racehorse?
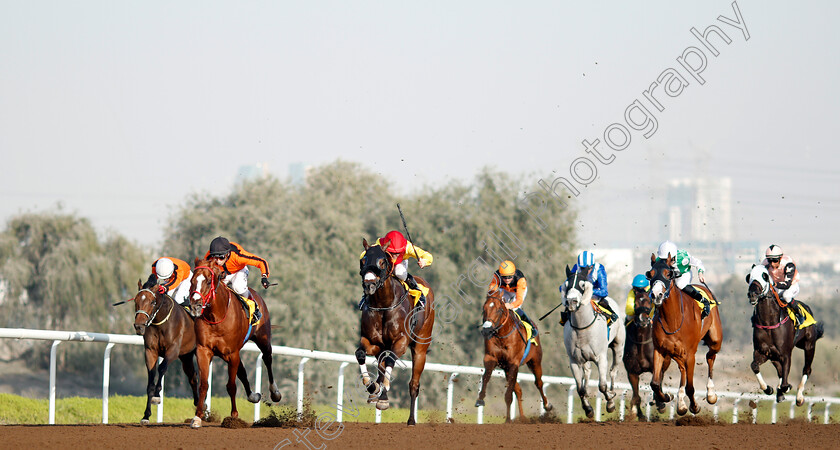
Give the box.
[187,260,282,428]
[475,289,552,421]
[357,239,435,426]
[131,281,199,424]
[746,264,824,405]
[648,254,722,415]
[560,265,625,418]
[622,285,669,420]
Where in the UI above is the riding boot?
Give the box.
[787,301,806,326]
[683,285,709,319]
[244,291,261,325]
[598,298,619,323]
[405,274,426,309]
[516,308,538,337]
[559,309,570,326]
[358,295,368,311]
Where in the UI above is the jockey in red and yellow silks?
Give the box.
[146,257,193,306]
[358,230,432,310]
[205,236,271,324]
[488,260,538,335]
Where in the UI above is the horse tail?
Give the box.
[815,321,825,341]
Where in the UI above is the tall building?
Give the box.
[663,177,732,242]
[237,162,270,183]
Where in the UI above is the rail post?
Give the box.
[337,362,349,423]
[446,373,459,422]
[49,340,61,425]
[102,343,115,424]
[298,357,310,417]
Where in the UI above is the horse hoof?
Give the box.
[376,400,390,411]
[707,393,718,405]
[796,397,805,407]
[662,393,672,403]
[151,396,161,405]
[203,410,212,421]
[776,394,786,403]
[368,393,379,404]
[407,418,416,426]
[690,404,701,415]
[677,405,688,416]
[763,386,774,396]
[190,416,202,429]
[248,392,261,403]
[585,408,594,419]
[606,401,616,413]
[140,419,150,425]
[544,402,554,412]
[475,399,485,407]
[656,403,667,414]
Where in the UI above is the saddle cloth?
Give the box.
[399,280,430,307]
[591,298,616,326]
[785,301,817,329]
[232,291,260,326]
[694,287,718,311]
[512,310,538,345]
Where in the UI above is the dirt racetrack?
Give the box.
[2,421,839,449]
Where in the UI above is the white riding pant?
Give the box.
[168,274,193,304]
[778,284,799,303]
[223,267,250,297]
[675,271,692,290]
[393,261,408,281]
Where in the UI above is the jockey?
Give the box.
[761,244,806,324]
[144,257,193,307]
[205,236,271,324]
[488,260,538,336]
[655,240,710,317]
[624,274,650,325]
[359,230,432,310]
[559,250,619,325]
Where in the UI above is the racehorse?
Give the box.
[475,289,553,421]
[746,264,824,405]
[187,260,282,428]
[131,282,199,424]
[648,254,722,415]
[357,239,435,426]
[560,265,625,418]
[622,285,668,420]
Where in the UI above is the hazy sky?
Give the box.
[2,0,838,249]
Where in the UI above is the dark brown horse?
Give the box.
[647,254,723,415]
[131,282,199,424]
[187,260,282,428]
[622,286,670,420]
[356,239,435,426]
[475,289,552,421]
[746,264,824,405]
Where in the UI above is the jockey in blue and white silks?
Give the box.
[559,251,619,325]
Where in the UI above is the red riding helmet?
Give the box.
[381,230,407,255]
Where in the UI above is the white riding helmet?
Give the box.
[155,258,175,281]
[657,241,678,260]
[765,245,783,259]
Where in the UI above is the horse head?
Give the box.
[189,259,224,318]
[480,289,508,338]
[360,238,393,297]
[633,286,654,328]
[647,253,676,307]
[132,287,160,336]
[746,263,772,306]
[563,264,593,312]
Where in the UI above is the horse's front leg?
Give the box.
[154,348,180,405]
[650,349,672,410]
[751,348,774,395]
[475,355,496,408]
[570,361,592,419]
[355,338,381,402]
[503,366,520,423]
[225,353,241,419]
[776,352,792,403]
[142,348,158,424]
[406,343,429,426]
[236,359,261,403]
[596,352,616,414]
[628,372,642,420]
[513,380,524,420]
[179,352,200,407]
[254,333,282,403]
[191,346,213,428]
[797,336,818,406]
[685,352,699,415]
[526,357,553,413]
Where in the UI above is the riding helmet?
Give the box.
[499,260,516,277]
[209,236,232,258]
[632,274,650,288]
[155,257,175,280]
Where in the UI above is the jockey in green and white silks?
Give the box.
[654,241,710,317]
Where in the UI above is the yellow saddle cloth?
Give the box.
[512,310,538,345]
[399,280,430,307]
[232,291,260,326]
[785,302,817,329]
[592,300,616,326]
[693,288,719,312]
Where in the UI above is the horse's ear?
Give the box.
[751,263,756,269]
[762,272,769,282]
[665,253,673,266]
[195,257,201,267]
[363,238,369,250]
[380,239,391,252]
[745,273,751,284]
[137,279,142,290]
[650,253,656,265]
[565,265,571,278]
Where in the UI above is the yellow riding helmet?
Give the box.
[499,260,516,277]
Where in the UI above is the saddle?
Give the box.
[399,279,429,307]
[784,301,817,329]
[512,310,538,345]
[591,299,616,326]
[231,290,260,326]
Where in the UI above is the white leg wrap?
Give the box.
[678,386,687,410]
[383,366,393,391]
[756,373,768,390]
[797,374,808,402]
[359,363,371,385]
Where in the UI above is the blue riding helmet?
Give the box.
[577,251,595,268]
[632,274,650,288]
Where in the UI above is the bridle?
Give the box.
[191,265,230,324]
[481,293,519,340]
[749,277,789,330]
[648,260,685,335]
[563,270,598,330]
[361,248,408,312]
[135,289,173,327]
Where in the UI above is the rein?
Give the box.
[568,301,599,330]
[656,280,686,335]
[484,304,520,340]
[134,289,173,327]
[752,282,790,330]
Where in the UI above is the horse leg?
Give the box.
[406,344,429,426]
[751,349,774,395]
[375,350,398,412]
[356,339,381,402]
[703,330,721,405]
[628,372,642,420]
[192,346,213,428]
[503,366,519,423]
[685,353,700,415]
[570,361,592,419]
[141,349,157,424]
[225,354,241,419]
[179,352,200,407]
[255,335,282,403]
[596,352,615,414]
[513,380,524,421]
[797,338,817,406]
[650,350,671,407]
[771,359,788,403]
[527,358,553,413]
[475,356,496,408]
[236,360,261,403]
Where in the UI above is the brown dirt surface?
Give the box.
[1,422,839,449]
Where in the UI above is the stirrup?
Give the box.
[559,310,570,325]
[251,306,262,325]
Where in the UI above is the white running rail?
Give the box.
[1,327,837,425]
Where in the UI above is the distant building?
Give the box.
[237,163,270,183]
[663,177,732,243]
[288,162,307,186]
